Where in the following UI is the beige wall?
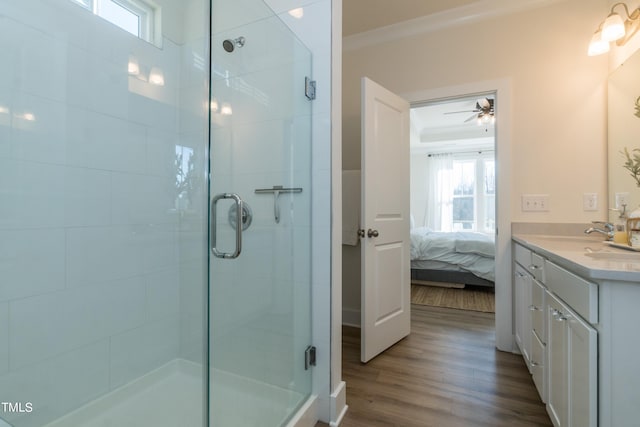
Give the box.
[342,0,611,315]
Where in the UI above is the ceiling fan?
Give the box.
[445,98,495,124]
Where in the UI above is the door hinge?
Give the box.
[305,77,316,100]
[304,345,316,370]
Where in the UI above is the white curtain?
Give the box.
[424,154,453,231]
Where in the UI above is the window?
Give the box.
[72,0,159,46]
[451,155,495,232]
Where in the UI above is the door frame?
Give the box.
[401,78,513,352]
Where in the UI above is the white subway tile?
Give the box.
[10,94,68,166]
[146,128,178,177]
[0,302,8,375]
[64,167,111,227]
[111,173,175,226]
[66,226,144,287]
[66,111,147,174]
[0,159,65,229]
[0,228,66,302]
[109,317,180,389]
[212,0,273,35]
[0,340,110,427]
[146,268,180,321]
[9,276,145,369]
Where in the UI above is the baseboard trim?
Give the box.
[329,381,348,427]
[342,308,360,327]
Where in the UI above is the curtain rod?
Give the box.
[427,149,494,157]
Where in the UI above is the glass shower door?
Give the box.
[209,0,313,425]
[0,1,210,426]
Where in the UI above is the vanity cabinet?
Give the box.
[513,234,640,426]
[513,243,544,375]
[546,291,597,427]
[512,243,597,427]
[514,262,532,368]
[530,279,547,402]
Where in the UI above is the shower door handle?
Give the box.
[211,193,243,259]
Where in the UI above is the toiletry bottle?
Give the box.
[626,205,640,247]
[612,204,628,244]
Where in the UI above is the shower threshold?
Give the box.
[43,359,312,427]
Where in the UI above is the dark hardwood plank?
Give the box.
[316,304,551,427]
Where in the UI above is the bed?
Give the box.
[410,227,495,288]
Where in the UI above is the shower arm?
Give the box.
[254,186,303,223]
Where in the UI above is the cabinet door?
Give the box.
[514,264,532,368]
[547,293,568,427]
[567,308,597,427]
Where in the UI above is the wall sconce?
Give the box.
[588,2,640,56]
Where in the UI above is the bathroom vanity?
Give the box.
[512,233,640,427]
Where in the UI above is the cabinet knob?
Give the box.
[529,304,540,311]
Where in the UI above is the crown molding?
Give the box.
[343,0,567,52]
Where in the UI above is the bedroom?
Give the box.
[409,94,497,294]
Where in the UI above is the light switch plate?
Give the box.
[583,193,598,211]
[522,194,549,212]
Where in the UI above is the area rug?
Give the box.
[411,284,495,313]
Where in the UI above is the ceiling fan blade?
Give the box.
[444,110,474,114]
[464,114,477,123]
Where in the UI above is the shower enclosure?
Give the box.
[0,0,314,426]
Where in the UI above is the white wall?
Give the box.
[341,0,609,316]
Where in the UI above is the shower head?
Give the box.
[223,37,245,53]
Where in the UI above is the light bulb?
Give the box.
[588,30,610,56]
[602,13,625,42]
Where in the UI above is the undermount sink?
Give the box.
[584,251,640,261]
[537,236,603,244]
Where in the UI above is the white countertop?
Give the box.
[512,234,640,282]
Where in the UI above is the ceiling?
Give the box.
[342,0,482,36]
[410,94,495,154]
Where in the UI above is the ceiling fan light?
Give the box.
[588,30,610,56]
[602,13,626,41]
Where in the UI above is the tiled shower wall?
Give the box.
[0,1,208,425]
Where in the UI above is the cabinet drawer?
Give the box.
[530,253,545,282]
[514,243,532,268]
[531,279,546,344]
[531,330,546,403]
[545,260,598,324]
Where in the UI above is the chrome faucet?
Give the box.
[584,221,615,240]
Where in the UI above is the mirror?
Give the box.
[608,48,640,218]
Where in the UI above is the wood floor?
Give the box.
[317,304,551,427]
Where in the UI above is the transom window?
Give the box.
[72,0,159,46]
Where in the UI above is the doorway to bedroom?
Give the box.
[409,92,497,315]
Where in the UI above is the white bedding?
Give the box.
[410,227,495,281]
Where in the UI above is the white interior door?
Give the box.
[361,77,411,363]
